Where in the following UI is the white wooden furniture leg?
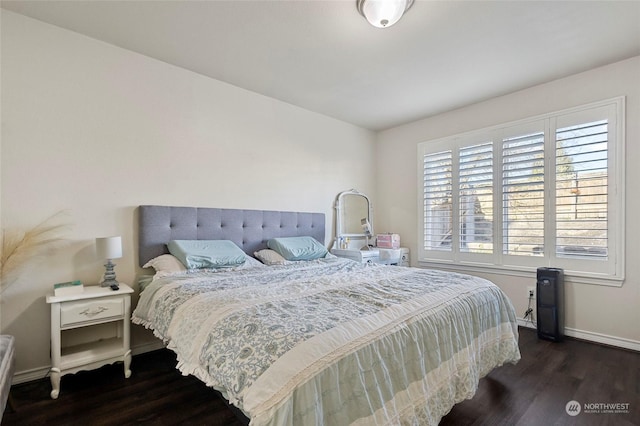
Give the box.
[50,368,60,399]
[124,350,132,378]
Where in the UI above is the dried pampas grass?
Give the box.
[1,211,71,291]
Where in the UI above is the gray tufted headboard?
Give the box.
[138,205,326,267]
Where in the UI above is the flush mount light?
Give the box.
[356,0,414,28]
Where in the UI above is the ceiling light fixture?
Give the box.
[356,0,414,28]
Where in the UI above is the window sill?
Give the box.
[416,259,624,287]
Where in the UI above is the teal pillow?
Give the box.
[167,240,246,269]
[267,236,328,261]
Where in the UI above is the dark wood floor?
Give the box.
[3,327,639,425]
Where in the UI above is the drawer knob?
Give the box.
[79,306,108,317]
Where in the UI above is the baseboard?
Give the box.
[12,341,166,385]
[131,340,165,356]
[517,318,640,352]
[12,366,51,385]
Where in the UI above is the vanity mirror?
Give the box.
[334,189,373,250]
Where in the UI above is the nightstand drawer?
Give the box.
[60,298,124,327]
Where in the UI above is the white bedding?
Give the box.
[133,257,520,425]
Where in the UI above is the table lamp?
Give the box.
[96,236,122,287]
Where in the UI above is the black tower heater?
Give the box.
[536,267,564,342]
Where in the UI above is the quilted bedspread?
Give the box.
[132,258,520,425]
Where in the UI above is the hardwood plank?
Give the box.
[4,328,639,425]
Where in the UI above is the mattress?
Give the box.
[133,257,520,425]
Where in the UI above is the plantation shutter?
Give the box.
[555,119,608,258]
[459,142,493,254]
[418,98,623,283]
[502,131,545,256]
[423,151,453,251]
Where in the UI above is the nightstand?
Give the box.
[46,284,134,399]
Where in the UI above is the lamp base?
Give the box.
[100,259,119,287]
[100,278,120,288]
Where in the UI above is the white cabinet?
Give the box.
[46,284,134,399]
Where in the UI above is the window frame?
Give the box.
[416,97,625,286]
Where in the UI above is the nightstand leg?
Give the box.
[50,368,60,399]
[124,350,132,378]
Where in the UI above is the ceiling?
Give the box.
[2,0,640,131]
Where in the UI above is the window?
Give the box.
[460,142,493,255]
[502,130,545,257]
[422,150,452,252]
[555,120,608,259]
[418,98,625,285]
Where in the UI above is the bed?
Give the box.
[132,205,520,425]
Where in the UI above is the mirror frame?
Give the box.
[335,189,373,240]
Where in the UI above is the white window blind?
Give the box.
[555,119,608,259]
[417,97,624,285]
[502,132,545,256]
[459,142,493,254]
[423,151,452,251]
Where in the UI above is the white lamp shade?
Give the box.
[96,236,122,260]
[359,0,413,28]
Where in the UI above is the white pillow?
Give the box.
[143,254,187,278]
[254,249,288,265]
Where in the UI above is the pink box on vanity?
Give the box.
[376,233,400,249]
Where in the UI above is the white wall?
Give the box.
[0,11,376,380]
[376,56,640,349]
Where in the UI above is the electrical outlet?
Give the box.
[527,286,536,299]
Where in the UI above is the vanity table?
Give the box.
[331,247,410,266]
[331,248,381,264]
[330,189,410,266]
